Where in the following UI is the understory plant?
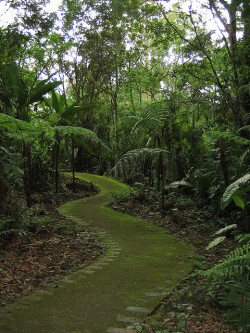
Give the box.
[202,175,250,330]
[203,227,250,331]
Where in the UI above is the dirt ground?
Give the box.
[0,177,106,307]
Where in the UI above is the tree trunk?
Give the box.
[157,136,163,192]
[71,134,75,193]
[161,160,167,210]
[23,141,32,207]
[219,140,229,187]
[55,130,61,193]
[113,64,120,178]
[148,158,153,187]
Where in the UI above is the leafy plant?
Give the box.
[112,147,167,182]
[221,173,250,210]
[208,130,250,146]
[206,224,237,250]
[203,232,250,330]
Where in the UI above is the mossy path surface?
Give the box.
[0,173,194,333]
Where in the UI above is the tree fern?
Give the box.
[48,125,99,141]
[130,102,169,135]
[203,238,250,282]
[208,130,250,146]
[0,113,37,133]
[112,148,167,179]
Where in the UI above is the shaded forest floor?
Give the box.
[0,178,106,307]
[0,177,239,332]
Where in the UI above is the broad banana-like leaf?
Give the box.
[221,173,250,209]
[166,180,191,189]
[52,90,64,115]
[13,74,28,108]
[29,81,62,104]
[206,236,226,250]
[35,72,58,89]
[61,103,96,122]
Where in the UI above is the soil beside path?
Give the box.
[0,173,195,333]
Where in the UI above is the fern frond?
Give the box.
[131,102,169,135]
[46,126,100,145]
[208,130,250,146]
[0,113,37,133]
[112,148,167,178]
[236,234,250,243]
[203,242,250,282]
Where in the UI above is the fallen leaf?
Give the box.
[20,261,32,270]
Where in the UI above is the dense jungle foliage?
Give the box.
[0,0,249,331]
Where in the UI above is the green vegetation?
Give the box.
[0,0,249,331]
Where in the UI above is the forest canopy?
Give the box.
[1,0,249,206]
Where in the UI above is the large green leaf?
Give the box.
[232,195,245,210]
[13,74,28,109]
[35,73,58,89]
[206,236,226,250]
[221,174,250,210]
[166,180,191,189]
[29,81,62,104]
[51,90,64,115]
[61,103,96,122]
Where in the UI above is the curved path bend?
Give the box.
[0,173,194,333]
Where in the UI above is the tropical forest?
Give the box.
[0,0,249,332]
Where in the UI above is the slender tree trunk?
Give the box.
[114,100,119,165]
[148,158,153,187]
[161,160,167,210]
[157,136,163,192]
[219,140,229,187]
[55,130,60,193]
[113,62,120,178]
[71,134,75,193]
[128,60,135,113]
[23,141,32,207]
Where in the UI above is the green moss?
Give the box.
[0,173,194,333]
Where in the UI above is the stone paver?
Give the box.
[117,316,142,324]
[34,290,52,295]
[126,306,151,314]
[153,286,166,291]
[145,292,167,297]
[61,279,76,283]
[22,296,41,301]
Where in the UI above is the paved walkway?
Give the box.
[0,174,194,333]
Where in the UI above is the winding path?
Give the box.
[0,174,194,333]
